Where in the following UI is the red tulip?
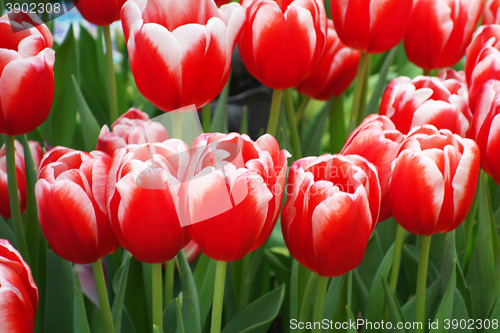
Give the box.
[0,140,42,218]
[74,0,127,26]
[181,133,289,262]
[97,108,169,156]
[379,73,472,136]
[296,20,360,100]
[107,141,191,263]
[484,0,500,25]
[0,239,38,333]
[465,25,500,87]
[330,0,413,54]
[238,0,327,89]
[404,0,483,70]
[215,0,233,5]
[281,154,380,277]
[36,148,119,264]
[341,115,405,222]
[121,0,244,112]
[0,14,55,136]
[468,44,500,114]
[389,125,480,236]
[470,80,500,184]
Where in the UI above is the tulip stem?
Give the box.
[211,261,227,333]
[202,104,211,133]
[152,263,163,332]
[267,89,283,137]
[172,111,183,139]
[297,272,318,333]
[296,96,310,123]
[104,25,118,124]
[423,69,431,76]
[312,276,329,333]
[351,52,371,129]
[415,235,431,333]
[92,259,114,333]
[164,259,175,306]
[329,94,346,154]
[284,89,302,159]
[5,136,30,263]
[389,224,405,294]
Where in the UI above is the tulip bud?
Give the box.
[465,25,500,88]
[484,0,500,25]
[74,0,127,26]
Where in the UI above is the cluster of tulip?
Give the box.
[1,0,500,333]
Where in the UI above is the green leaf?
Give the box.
[153,325,164,333]
[193,255,216,328]
[163,298,177,333]
[466,173,496,320]
[0,215,17,248]
[264,248,291,285]
[72,76,101,151]
[486,296,500,332]
[402,275,442,324]
[301,102,329,157]
[330,274,349,331]
[177,250,201,333]
[382,274,409,333]
[222,284,285,333]
[430,261,456,333]
[346,305,357,333]
[73,271,91,333]
[44,251,74,333]
[111,252,132,333]
[176,298,185,333]
[322,276,343,324]
[210,73,231,133]
[123,258,150,333]
[44,26,77,147]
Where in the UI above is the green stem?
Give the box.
[297,272,318,333]
[211,261,227,333]
[202,104,211,133]
[296,96,310,123]
[172,112,183,139]
[351,52,370,128]
[415,235,432,333]
[92,259,114,333]
[389,224,405,294]
[284,89,302,159]
[423,69,431,76]
[312,276,329,333]
[266,89,283,137]
[5,136,29,262]
[329,94,346,154]
[152,263,163,332]
[164,260,175,307]
[103,25,118,124]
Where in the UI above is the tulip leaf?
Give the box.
[111,252,132,333]
[153,325,164,333]
[381,274,409,333]
[264,248,292,285]
[72,76,101,152]
[466,173,496,320]
[44,250,74,333]
[222,284,285,333]
[176,298,185,333]
[44,25,77,147]
[78,24,110,126]
[486,296,500,332]
[163,298,177,333]
[123,258,150,333]
[322,276,343,323]
[0,215,17,249]
[193,255,216,327]
[210,73,231,133]
[329,274,349,330]
[346,305,357,333]
[402,275,442,323]
[365,45,398,117]
[177,250,201,333]
[301,102,329,157]
[429,261,456,333]
[73,271,91,333]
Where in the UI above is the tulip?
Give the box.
[403,0,483,71]
[0,140,42,218]
[121,0,244,112]
[35,147,119,264]
[296,20,360,100]
[484,0,500,25]
[465,25,500,87]
[0,14,55,136]
[389,125,480,235]
[379,73,472,136]
[238,0,326,90]
[180,133,289,262]
[468,44,500,114]
[281,154,380,277]
[330,0,413,54]
[107,141,191,263]
[470,80,500,184]
[97,108,169,156]
[341,115,404,222]
[215,0,233,5]
[0,239,38,333]
[74,0,128,26]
